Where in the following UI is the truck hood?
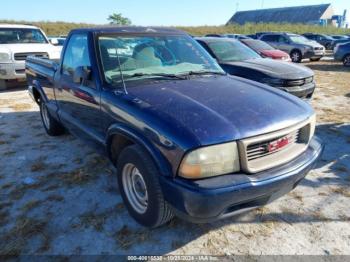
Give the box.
[221,58,313,79]
[0,44,61,59]
[126,75,314,147]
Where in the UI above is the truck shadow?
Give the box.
[0,111,349,255]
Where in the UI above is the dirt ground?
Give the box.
[0,59,349,256]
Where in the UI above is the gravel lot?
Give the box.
[0,59,349,256]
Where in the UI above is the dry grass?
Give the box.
[1,182,14,190]
[46,195,64,202]
[61,156,109,186]
[307,60,350,123]
[21,200,43,213]
[114,225,150,250]
[0,201,13,211]
[30,157,48,172]
[9,180,46,200]
[79,211,107,232]
[0,217,49,256]
[3,150,16,157]
[0,140,8,146]
[0,210,10,226]
[78,206,118,232]
[331,187,350,198]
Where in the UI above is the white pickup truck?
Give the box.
[0,24,61,90]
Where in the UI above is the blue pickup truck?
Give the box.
[26,27,324,228]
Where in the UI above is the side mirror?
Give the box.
[50,39,59,45]
[73,66,92,85]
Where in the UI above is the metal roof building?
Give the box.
[227,4,335,26]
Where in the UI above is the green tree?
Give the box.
[107,13,132,25]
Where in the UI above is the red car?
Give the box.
[241,39,291,62]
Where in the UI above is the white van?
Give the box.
[0,24,61,89]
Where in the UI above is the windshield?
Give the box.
[289,35,311,44]
[244,40,274,51]
[0,28,48,44]
[98,35,224,84]
[208,40,261,62]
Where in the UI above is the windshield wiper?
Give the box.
[126,73,187,80]
[182,71,226,76]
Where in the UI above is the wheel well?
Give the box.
[290,49,301,56]
[32,87,41,104]
[108,133,135,164]
[343,53,350,60]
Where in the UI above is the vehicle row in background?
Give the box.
[0,24,61,90]
[303,33,350,50]
[197,37,315,100]
[258,33,325,63]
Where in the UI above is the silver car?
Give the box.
[259,33,325,63]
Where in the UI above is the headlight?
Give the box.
[309,114,316,141]
[0,52,11,62]
[304,46,312,52]
[178,142,240,179]
[261,78,285,87]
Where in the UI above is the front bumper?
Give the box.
[304,50,325,59]
[282,82,316,100]
[160,136,324,223]
[0,62,26,80]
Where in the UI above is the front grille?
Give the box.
[14,52,49,61]
[246,129,300,161]
[15,69,26,74]
[238,120,312,173]
[285,77,313,87]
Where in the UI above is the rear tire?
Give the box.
[40,100,65,136]
[343,55,350,67]
[290,50,302,63]
[117,145,174,228]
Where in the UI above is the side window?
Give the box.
[62,34,91,76]
[278,36,288,43]
[261,35,278,42]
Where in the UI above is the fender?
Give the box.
[106,123,173,177]
[29,80,48,104]
[30,80,61,121]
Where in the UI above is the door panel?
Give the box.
[55,33,104,144]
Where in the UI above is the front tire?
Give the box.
[290,50,302,63]
[117,145,173,228]
[343,55,350,67]
[40,100,65,136]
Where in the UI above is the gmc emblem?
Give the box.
[267,135,292,153]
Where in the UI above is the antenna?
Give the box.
[116,49,128,95]
[236,2,239,12]
[261,0,265,8]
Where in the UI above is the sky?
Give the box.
[0,0,348,26]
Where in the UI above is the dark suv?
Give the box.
[197,37,316,100]
[259,33,325,62]
[303,33,334,50]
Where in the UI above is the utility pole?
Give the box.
[261,0,264,8]
[236,1,239,13]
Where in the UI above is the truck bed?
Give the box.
[26,56,60,84]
